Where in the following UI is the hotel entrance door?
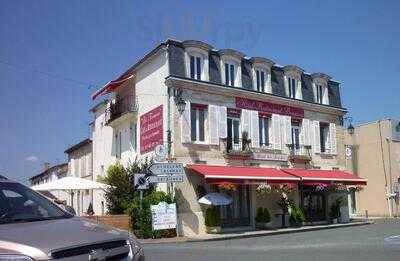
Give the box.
[302,191,327,222]
[220,185,251,227]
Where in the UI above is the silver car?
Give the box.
[0,176,144,260]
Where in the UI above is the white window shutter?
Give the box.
[330,123,337,154]
[272,114,282,150]
[312,83,317,103]
[283,76,289,97]
[281,116,292,145]
[313,120,321,153]
[250,111,260,148]
[241,109,251,137]
[218,106,227,139]
[181,101,191,143]
[323,86,329,105]
[301,119,311,146]
[208,105,219,145]
[296,79,302,99]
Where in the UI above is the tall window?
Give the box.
[259,117,269,146]
[130,122,137,152]
[291,123,301,150]
[225,63,235,86]
[190,55,202,80]
[320,125,329,153]
[316,84,323,104]
[227,117,240,151]
[115,131,122,159]
[288,77,296,98]
[256,70,265,92]
[191,106,206,142]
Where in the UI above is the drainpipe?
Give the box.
[378,120,392,217]
[165,42,173,195]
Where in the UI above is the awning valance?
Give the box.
[91,74,134,100]
[187,164,300,184]
[282,169,367,185]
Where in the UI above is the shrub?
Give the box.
[289,206,306,225]
[255,207,271,223]
[205,207,220,227]
[127,190,175,239]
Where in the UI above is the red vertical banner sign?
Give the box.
[140,105,163,154]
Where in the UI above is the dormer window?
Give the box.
[183,41,213,82]
[219,49,245,88]
[288,77,296,98]
[224,62,235,86]
[251,57,274,94]
[311,73,331,105]
[190,55,201,80]
[283,65,304,100]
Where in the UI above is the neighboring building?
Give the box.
[64,138,105,215]
[30,162,69,203]
[343,118,400,217]
[90,39,366,236]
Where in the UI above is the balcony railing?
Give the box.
[105,95,138,124]
[287,144,312,162]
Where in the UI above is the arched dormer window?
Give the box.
[219,49,245,87]
[283,65,304,100]
[183,40,213,81]
[311,73,331,105]
[251,57,274,94]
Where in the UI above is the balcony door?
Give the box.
[227,117,240,151]
[291,125,301,151]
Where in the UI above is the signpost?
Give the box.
[149,163,185,175]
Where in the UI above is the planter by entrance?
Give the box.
[206,226,221,234]
[331,218,338,224]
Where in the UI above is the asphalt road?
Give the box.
[143,219,400,261]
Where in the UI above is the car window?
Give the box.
[0,182,72,224]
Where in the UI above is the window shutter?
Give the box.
[312,83,318,103]
[329,123,337,154]
[208,105,219,145]
[181,101,191,143]
[296,79,302,99]
[313,120,321,153]
[218,106,227,139]
[281,116,292,145]
[241,109,251,137]
[284,76,289,97]
[272,114,282,150]
[250,111,260,148]
[301,119,311,146]
[323,86,329,105]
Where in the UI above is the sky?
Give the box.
[1,0,399,183]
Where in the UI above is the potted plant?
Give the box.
[255,207,271,229]
[276,196,293,228]
[289,206,306,227]
[205,207,221,234]
[241,131,252,151]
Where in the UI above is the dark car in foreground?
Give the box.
[0,176,144,260]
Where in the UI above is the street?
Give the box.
[143,219,400,261]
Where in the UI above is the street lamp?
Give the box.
[175,96,186,115]
[347,123,354,135]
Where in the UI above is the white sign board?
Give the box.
[252,152,288,162]
[148,175,184,184]
[392,120,400,141]
[149,163,185,175]
[151,202,177,230]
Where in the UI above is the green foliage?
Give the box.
[289,206,306,226]
[205,207,221,227]
[100,162,134,214]
[329,197,343,219]
[127,191,175,239]
[276,197,294,214]
[255,207,271,223]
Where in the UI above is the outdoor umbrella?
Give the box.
[30,176,108,191]
[198,192,233,206]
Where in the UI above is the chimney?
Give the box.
[43,162,50,171]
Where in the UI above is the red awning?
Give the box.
[282,169,367,185]
[187,164,300,184]
[91,74,134,100]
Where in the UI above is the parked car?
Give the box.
[0,176,144,260]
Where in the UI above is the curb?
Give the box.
[139,220,373,244]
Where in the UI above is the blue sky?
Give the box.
[1,0,399,183]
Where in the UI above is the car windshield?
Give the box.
[0,181,72,224]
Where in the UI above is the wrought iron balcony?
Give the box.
[105,95,138,126]
[287,144,312,162]
[221,138,252,159]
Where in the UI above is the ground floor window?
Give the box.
[301,189,326,222]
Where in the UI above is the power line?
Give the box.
[0,59,99,90]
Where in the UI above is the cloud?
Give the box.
[25,155,39,163]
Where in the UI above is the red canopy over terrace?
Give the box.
[91,74,134,100]
[281,169,367,185]
[187,164,300,184]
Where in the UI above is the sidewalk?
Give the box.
[139,220,373,244]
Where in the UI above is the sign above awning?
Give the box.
[91,74,134,100]
[282,169,367,185]
[187,164,300,184]
[235,97,304,118]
